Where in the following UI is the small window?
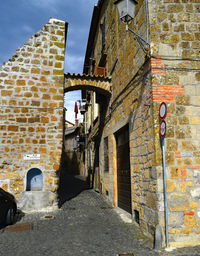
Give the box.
[134,209,140,224]
[104,137,109,173]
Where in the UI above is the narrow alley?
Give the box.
[0,176,200,256]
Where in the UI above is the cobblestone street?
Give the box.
[1,176,200,256]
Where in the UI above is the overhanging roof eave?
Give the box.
[83,0,105,74]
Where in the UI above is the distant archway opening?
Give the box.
[26,168,43,191]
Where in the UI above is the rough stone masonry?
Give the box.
[0,18,67,211]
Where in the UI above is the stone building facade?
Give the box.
[0,18,67,211]
[82,0,200,248]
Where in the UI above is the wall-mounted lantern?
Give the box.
[114,0,150,54]
[114,0,138,24]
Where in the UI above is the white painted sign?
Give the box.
[24,154,40,161]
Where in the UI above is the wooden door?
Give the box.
[116,125,132,214]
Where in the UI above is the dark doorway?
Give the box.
[115,125,132,214]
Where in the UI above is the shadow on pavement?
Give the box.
[57,175,90,208]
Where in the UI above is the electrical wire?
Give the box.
[151,55,200,62]
[152,66,200,72]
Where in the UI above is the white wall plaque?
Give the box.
[24,154,40,161]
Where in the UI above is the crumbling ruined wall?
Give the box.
[0,18,67,210]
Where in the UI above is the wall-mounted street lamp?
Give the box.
[114,0,150,54]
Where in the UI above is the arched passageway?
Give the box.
[58,72,112,206]
[64,73,112,96]
[26,168,43,191]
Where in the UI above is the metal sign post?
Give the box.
[161,136,169,248]
[159,103,169,248]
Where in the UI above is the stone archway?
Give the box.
[59,72,112,204]
[64,73,112,96]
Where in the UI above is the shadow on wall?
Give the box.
[57,150,89,208]
[90,96,109,190]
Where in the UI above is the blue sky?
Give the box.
[0,0,97,123]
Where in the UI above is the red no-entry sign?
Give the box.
[159,102,167,120]
[159,102,167,138]
[160,120,166,138]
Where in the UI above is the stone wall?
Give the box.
[148,0,200,247]
[85,0,200,247]
[0,18,67,210]
[86,0,158,239]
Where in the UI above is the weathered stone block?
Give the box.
[167,180,176,192]
[28,117,40,123]
[184,215,196,227]
[42,94,51,100]
[182,141,196,151]
[183,227,193,234]
[169,195,189,211]
[182,33,195,41]
[24,92,32,97]
[31,101,40,106]
[176,126,191,139]
[167,4,184,13]
[166,126,174,138]
[167,139,178,151]
[41,117,49,123]
[146,193,157,210]
[55,55,65,61]
[53,69,63,75]
[191,116,200,124]
[178,116,189,125]
[4,80,15,85]
[54,42,65,48]
[31,68,40,74]
[176,95,190,105]
[169,228,181,234]
[178,13,190,22]
[179,183,187,193]
[176,106,185,115]
[174,24,185,32]
[8,125,19,132]
[191,201,198,209]
[166,152,175,165]
[157,13,167,22]
[16,118,27,123]
[1,90,13,96]
[168,212,184,228]
[152,151,162,166]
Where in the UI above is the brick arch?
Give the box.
[64,73,112,96]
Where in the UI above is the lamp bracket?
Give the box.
[126,25,150,55]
